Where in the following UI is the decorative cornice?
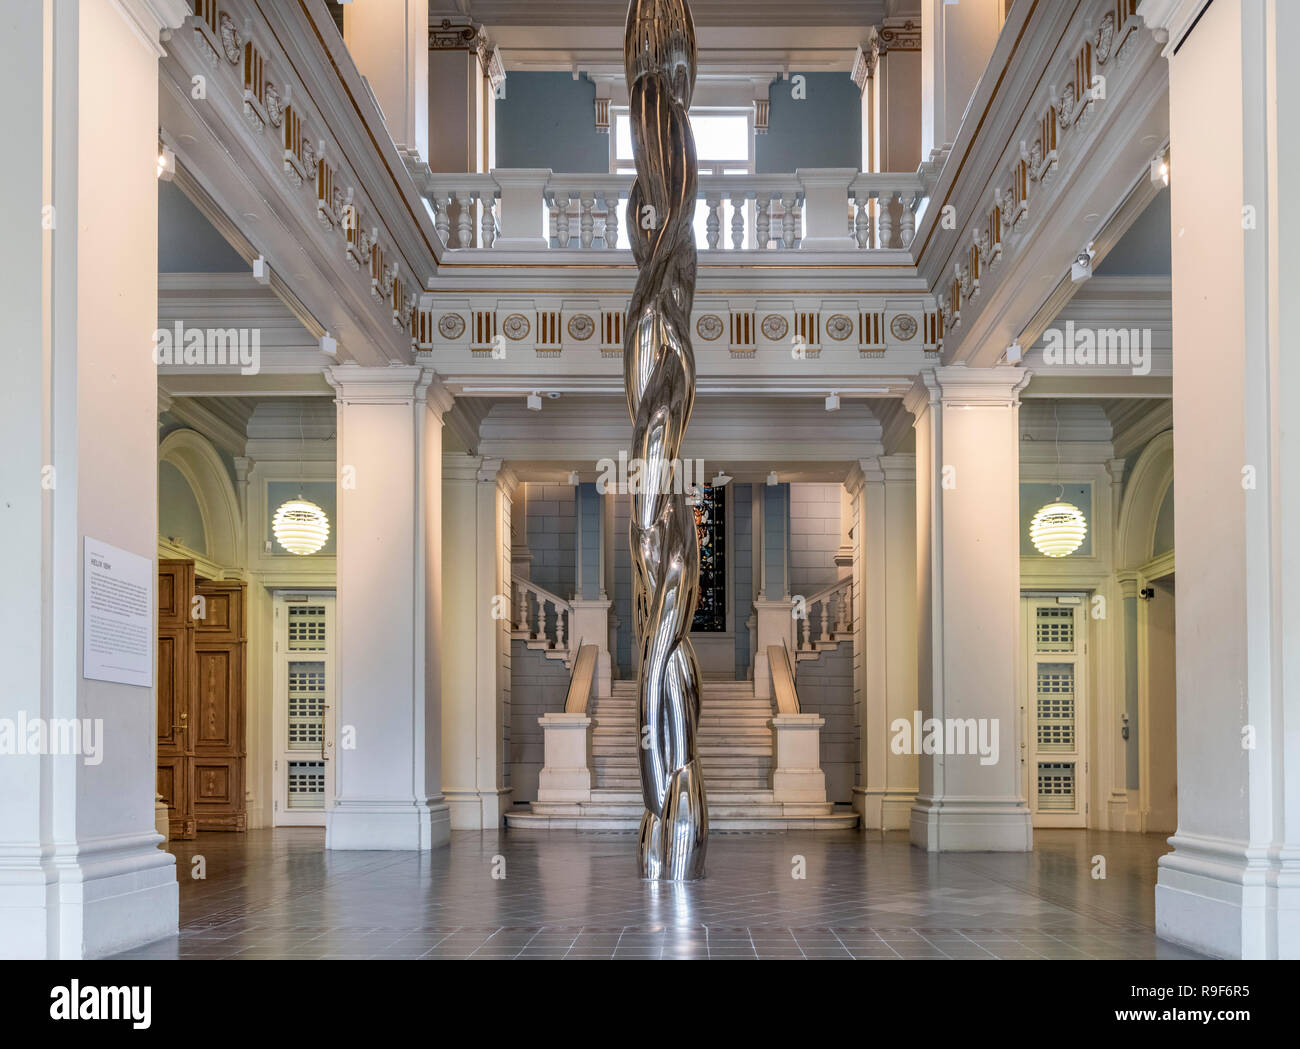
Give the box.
[327,363,433,403]
[905,364,1031,416]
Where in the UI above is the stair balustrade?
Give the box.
[796,577,853,653]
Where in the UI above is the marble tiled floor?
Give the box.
[112,827,1204,959]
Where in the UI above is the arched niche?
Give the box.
[158,429,243,571]
[1116,429,1174,571]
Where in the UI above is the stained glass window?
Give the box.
[692,485,726,632]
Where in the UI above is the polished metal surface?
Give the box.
[623,0,707,880]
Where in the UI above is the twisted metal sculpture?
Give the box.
[623,0,707,880]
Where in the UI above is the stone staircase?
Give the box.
[506,677,858,831]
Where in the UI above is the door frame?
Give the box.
[270,590,337,826]
[1019,592,1090,828]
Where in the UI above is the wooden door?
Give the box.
[157,562,247,836]
[192,578,247,831]
[157,559,196,839]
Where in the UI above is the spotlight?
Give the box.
[1070,242,1095,284]
[320,332,337,356]
[253,255,272,285]
[766,471,778,487]
[156,147,176,181]
[824,391,840,412]
[711,469,732,486]
[527,391,542,411]
[567,470,579,486]
[1005,340,1023,364]
[1150,151,1169,187]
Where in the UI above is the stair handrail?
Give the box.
[769,642,801,716]
[563,641,598,715]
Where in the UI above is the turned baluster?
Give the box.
[780,193,797,249]
[455,191,474,248]
[603,189,620,248]
[705,193,721,249]
[854,197,870,249]
[555,192,572,248]
[516,585,529,635]
[730,193,745,249]
[900,193,918,248]
[755,196,772,248]
[434,194,451,246]
[876,192,895,250]
[579,194,596,248]
[480,195,496,249]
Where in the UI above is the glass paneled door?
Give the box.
[272,592,336,826]
[1020,596,1089,828]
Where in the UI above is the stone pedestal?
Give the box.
[771,714,828,804]
[536,714,593,804]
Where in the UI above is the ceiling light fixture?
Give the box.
[766,471,779,487]
[1030,403,1087,558]
[272,405,330,556]
[711,468,732,486]
[824,392,840,412]
[527,391,543,411]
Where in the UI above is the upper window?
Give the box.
[612,108,754,172]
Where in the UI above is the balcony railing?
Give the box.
[418,168,928,254]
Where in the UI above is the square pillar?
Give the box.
[850,456,918,830]
[904,366,1032,851]
[343,0,429,161]
[1145,0,1300,959]
[325,366,450,850]
[442,455,515,828]
[0,0,186,959]
[795,168,859,251]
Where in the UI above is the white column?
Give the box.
[904,366,1032,851]
[1144,0,1300,959]
[0,0,185,959]
[441,455,514,828]
[326,365,450,850]
[343,0,429,161]
[920,0,1003,164]
[850,456,918,831]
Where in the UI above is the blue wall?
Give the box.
[495,72,610,172]
[757,73,861,172]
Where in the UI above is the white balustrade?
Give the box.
[797,577,853,652]
[513,578,574,655]
[421,169,928,254]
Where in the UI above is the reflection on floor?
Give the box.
[111,827,1205,959]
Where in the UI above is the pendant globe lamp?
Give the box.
[272,405,330,556]
[1030,402,1086,558]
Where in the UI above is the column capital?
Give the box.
[426,379,455,420]
[904,364,1031,417]
[327,363,434,404]
[1105,457,1127,485]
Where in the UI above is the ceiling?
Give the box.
[446,0,893,28]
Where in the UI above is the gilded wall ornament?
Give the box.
[567,314,595,340]
[826,314,854,341]
[502,313,530,340]
[760,314,788,341]
[695,314,723,340]
[437,314,465,339]
[890,314,918,341]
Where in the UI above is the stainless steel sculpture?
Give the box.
[623,0,707,880]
